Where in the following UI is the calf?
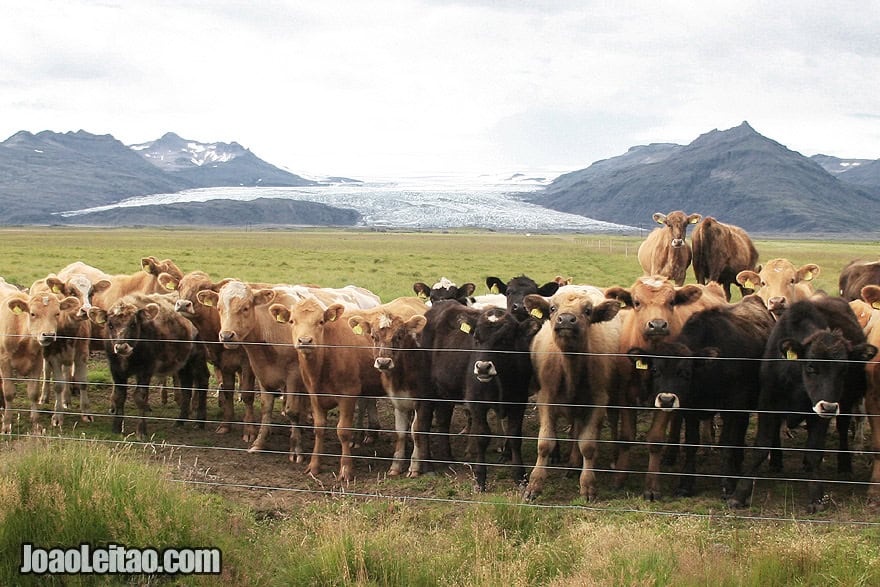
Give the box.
[1,289,81,434]
[605,276,727,499]
[691,216,759,300]
[484,275,560,320]
[727,296,877,512]
[522,285,622,500]
[857,285,880,503]
[628,296,774,497]
[637,211,702,286]
[413,277,476,306]
[270,298,384,481]
[736,258,819,318]
[88,293,210,439]
[839,259,880,301]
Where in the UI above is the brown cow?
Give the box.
[59,257,184,309]
[637,211,702,286]
[605,276,727,500]
[521,285,623,500]
[691,216,759,300]
[858,285,880,503]
[347,297,428,476]
[736,258,819,318]
[1,288,81,434]
[839,259,880,301]
[270,298,385,481]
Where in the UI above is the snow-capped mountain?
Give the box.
[130,132,247,171]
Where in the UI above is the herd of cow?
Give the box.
[1,213,879,513]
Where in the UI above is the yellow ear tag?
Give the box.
[352,324,364,335]
[142,264,151,273]
[689,217,699,224]
[635,359,648,370]
[786,349,798,361]
[618,300,627,309]
[202,298,213,307]
[804,271,813,281]
[744,279,755,289]
[275,313,286,323]
[418,292,428,301]
[460,322,472,334]
[490,284,500,294]
[96,315,106,325]
[530,308,544,319]
[51,285,61,294]
[165,282,177,291]
[873,302,880,310]
[12,306,23,314]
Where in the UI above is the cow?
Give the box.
[1,287,81,434]
[159,271,257,440]
[857,285,880,503]
[604,276,728,500]
[839,259,880,301]
[59,257,184,309]
[88,293,210,439]
[413,278,476,306]
[347,297,429,476]
[461,307,542,491]
[484,275,560,320]
[637,211,702,286]
[691,216,759,301]
[627,296,774,497]
[521,285,623,500]
[269,298,384,481]
[727,296,877,512]
[735,258,819,318]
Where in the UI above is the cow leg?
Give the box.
[433,401,455,466]
[866,378,880,504]
[644,410,672,501]
[240,368,258,443]
[720,411,750,497]
[355,395,380,446]
[662,412,683,466]
[336,395,358,482]
[73,339,92,423]
[835,413,852,476]
[26,373,44,435]
[674,415,700,497]
[524,393,557,501]
[216,367,237,434]
[110,382,128,435]
[388,399,413,476]
[577,405,607,501]
[305,393,327,477]
[408,401,434,477]
[176,386,192,427]
[284,392,306,463]
[0,364,16,434]
[39,358,52,404]
[248,389,275,452]
[466,401,492,492]
[728,413,781,509]
[803,417,832,513]
[133,375,151,440]
[504,403,528,486]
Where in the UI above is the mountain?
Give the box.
[534,122,880,234]
[812,154,880,188]
[810,154,873,176]
[130,132,318,187]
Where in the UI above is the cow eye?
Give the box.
[633,300,641,309]
[805,364,818,376]
[550,305,558,314]
[760,281,766,287]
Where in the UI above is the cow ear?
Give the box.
[324,304,345,323]
[688,214,702,225]
[141,256,160,275]
[459,283,477,298]
[406,314,427,335]
[485,277,506,295]
[652,212,667,225]
[861,285,880,309]
[140,303,161,322]
[348,316,370,336]
[604,287,632,309]
[519,317,542,338]
[591,299,621,324]
[7,297,27,315]
[87,307,107,325]
[59,296,81,312]
[537,281,560,297]
[797,264,820,282]
[736,270,761,290]
[779,339,804,361]
[253,289,277,307]
[851,343,878,363]
[413,282,430,301]
[457,314,477,335]
[197,290,219,307]
[92,279,112,295]
[523,294,551,321]
[157,272,179,291]
[627,347,651,371]
[673,285,703,306]
[269,303,291,324]
[46,276,66,295]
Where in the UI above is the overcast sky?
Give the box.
[3,1,879,179]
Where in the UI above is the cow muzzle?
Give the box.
[768,297,787,315]
[654,392,680,412]
[813,401,840,418]
[644,319,669,338]
[554,313,580,336]
[296,336,315,353]
[474,360,498,383]
[113,343,133,357]
[38,332,57,347]
[218,330,239,349]
[175,299,195,315]
[374,356,394,371]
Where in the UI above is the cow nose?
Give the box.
[813,401,840,418]
[297,336,313,346]
[474,360,498,382]
[219,330,235,343]
[654,392,680,412]
[175,300,194,314]
[38,332,57,346]
[645,319,669,336]
[374,357,394,371]
[556,313,577,326]
[671,238,685,248]
[768,297,786,310]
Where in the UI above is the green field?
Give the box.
[1,227,879,586]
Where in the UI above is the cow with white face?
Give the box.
[736,258,819,318]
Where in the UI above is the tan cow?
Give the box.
[270,298,385,481]
[59,257,184,309]
[858,285,880,502]
[736,258,819,318]
[691,216,759,300]
[1,288,81,434]
[521,285,623,500]
[637,211,702,286]
[347,297,429,476]
[605,276,727,500]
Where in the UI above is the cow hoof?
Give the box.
[81,415,94,423]
[387,469,401,477]
[62,402,70,410]
[807,495,832,514]
[642,490,661,502]
[215,424,231,434]
[406,471,421,479]
[727,497,748,509]
[247,444,264,454]
[522,487,541,502]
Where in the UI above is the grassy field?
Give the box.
[1,227,879,586]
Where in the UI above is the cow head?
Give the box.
[348,312,427,372]
[861,285,880,312]
[8,293,81,347]
[197,280,275,349]
[272,298,344,356]
[43,273,111,320]
[169,271,215,318]
[736,259,819,318]
[605,277,706,341]
[780,330,877,418]
[88,298,160,357]
[469,307,540,383]
[413,278,476,306]
[653,211,702,248]
[485,275,560,320]
[628,343,719,412]
[524,287,620,353]
[141,256,184,282]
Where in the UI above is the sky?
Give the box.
[2,1,879,180]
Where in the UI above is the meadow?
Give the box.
[0,227,879,586]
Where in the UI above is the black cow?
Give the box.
[728,296,877,512]
[413,278,476,306]
[628,296,774,497]
[839,259,880,301]
[460,307,541,490]
[88,293,210,439]
[485,275,560,320]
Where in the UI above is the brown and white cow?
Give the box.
[839,259,880,301]
[637,211,702,286]
[347,297,429,476]
[736,258,819,318]
[858,285,880,503]
[270,298,385,481]
[604,276,727,500]
[1,288,81,434]
[691,216,759,300]
[521,285,623,500]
